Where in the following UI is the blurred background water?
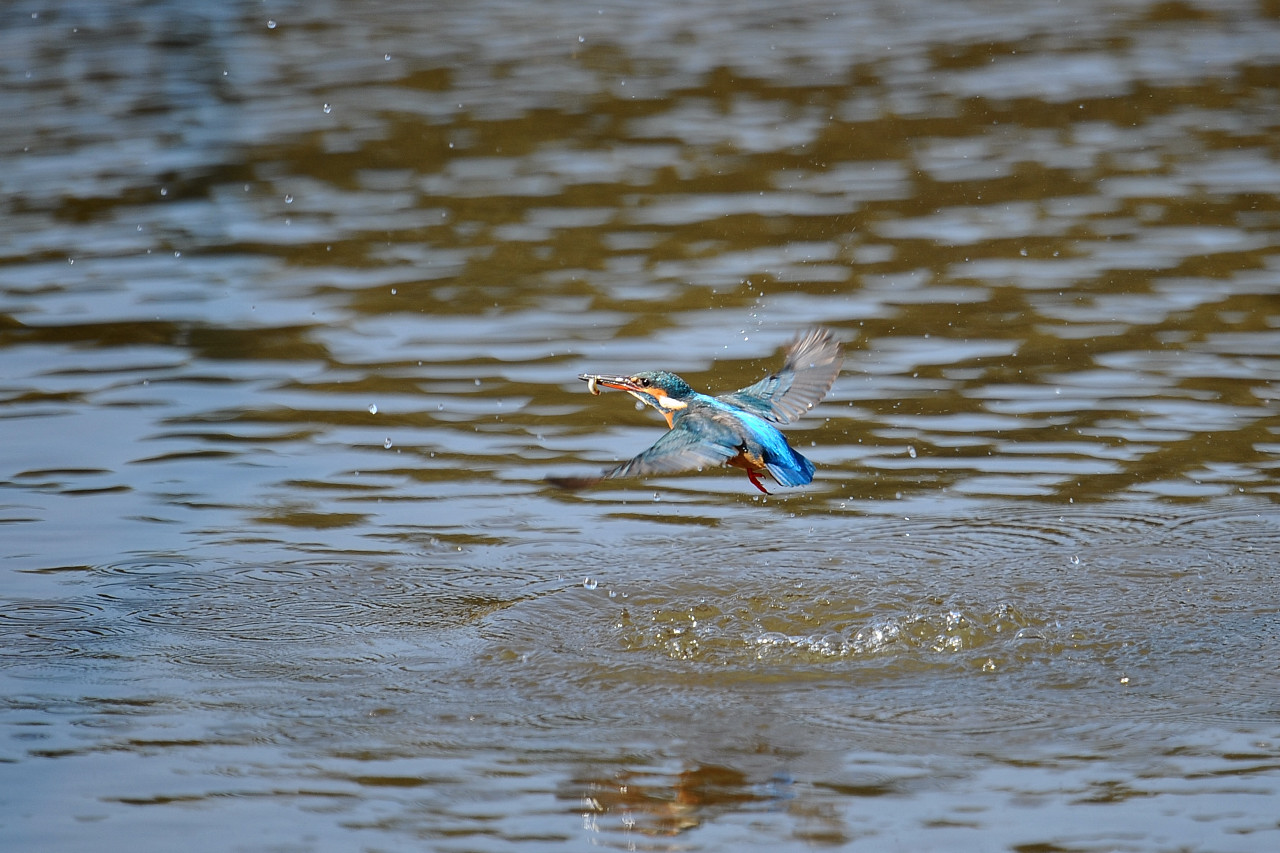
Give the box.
[2,0,1280,850]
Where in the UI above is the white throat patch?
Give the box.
[626,390,687,411]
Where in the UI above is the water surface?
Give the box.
[3,1,1280,850]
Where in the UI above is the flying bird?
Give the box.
[548,328,843,494]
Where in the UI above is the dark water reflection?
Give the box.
[3,0,1280,850]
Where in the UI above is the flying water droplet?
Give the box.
[368,404,378,414]
[583,577,598,590]
[383,437,393,449]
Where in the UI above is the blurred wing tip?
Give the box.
[545,474,604,490]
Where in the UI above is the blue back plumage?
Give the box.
[683,394,815,486]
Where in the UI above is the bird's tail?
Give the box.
[766,450,815,487]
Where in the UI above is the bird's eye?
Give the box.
[636,377,650,387]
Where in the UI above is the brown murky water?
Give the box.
[3,1,1280,850]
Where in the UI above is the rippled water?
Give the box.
[3,1,1280,850]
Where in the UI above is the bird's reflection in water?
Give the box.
[569,763,814,840]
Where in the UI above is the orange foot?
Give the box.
[746,469,771,495]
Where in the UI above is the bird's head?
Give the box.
[579,370,694,414]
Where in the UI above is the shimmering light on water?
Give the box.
[3,1,1280,851]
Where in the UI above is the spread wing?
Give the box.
[546,413,739,490]
[717,327,843,424]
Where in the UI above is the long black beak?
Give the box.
[578,374,632,396]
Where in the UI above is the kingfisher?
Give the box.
[548,328,843,494]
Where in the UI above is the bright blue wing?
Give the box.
[606,418,738,479]
[546,414,739,490]
[718,328,843,424]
